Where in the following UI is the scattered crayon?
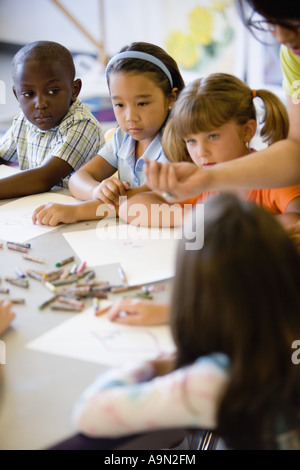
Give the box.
[55,256,75,268]
[44,281,57,293]
[110,284,143,293]
[10,298,25,304]
[0,287,9,294]
[7,243,28,254]
[57,296,85,309]
[26,270,44,282]
[5,277,29,288]
[15,267,27,278]
[7,241,31,249]
[76,261,86,275]
[50,304,83,312]
[38,295,58,310]
[23,254,45,264]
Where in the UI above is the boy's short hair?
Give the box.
[12,41,76,83]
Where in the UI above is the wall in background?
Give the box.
[0,0,283,129]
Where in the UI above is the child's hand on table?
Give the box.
[95,298,170,326]
[32,203,78,226]
[92,176,130,206]
[0,300,16,336]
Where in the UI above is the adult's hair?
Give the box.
[106,42,185,97]
[163,73,289,162]
[170,193,300,449]
[236,0,300,22]
[12,40,76,83]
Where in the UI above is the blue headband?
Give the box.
[105,51,174,89]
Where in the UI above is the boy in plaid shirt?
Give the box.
[0,40,105,197]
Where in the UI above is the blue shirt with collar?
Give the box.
[100,127,168,187]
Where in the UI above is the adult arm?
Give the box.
[146,137,300,203]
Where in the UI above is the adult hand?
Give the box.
[145,160,211,202]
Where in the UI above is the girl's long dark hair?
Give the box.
[170,193,300,449]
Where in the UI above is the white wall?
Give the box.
[0,0,165,55]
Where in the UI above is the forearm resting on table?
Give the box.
[74,200,119,221]
[68,170,101,200]
[119,191,185,227]
[0,157,72,199]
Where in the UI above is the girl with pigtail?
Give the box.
[119,73,300,229]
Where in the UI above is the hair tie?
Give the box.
[252,89,257,99]
[105,51,174,88]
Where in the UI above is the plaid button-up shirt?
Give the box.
[0,99,105,187]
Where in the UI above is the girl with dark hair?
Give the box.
[32,42,184,226]
[71,194,300,450]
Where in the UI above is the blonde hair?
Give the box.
[163,73,289,162]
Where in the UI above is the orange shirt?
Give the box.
[179,185,300,214]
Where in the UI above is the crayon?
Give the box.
[5,277,29,288]
[0,287,9,294]
[110,284,143,293]
[50,304,83,312]
[7,243,28,254]
[23,254,45,264]
[43,270,63,283]
[15,267,27,278]
[38,295,58,310]
[76,261,86,275]
[57,296,85,309]
[118,265,128,285]
[7,241,31,249]
[44,281,57,293]
[83,270,96,280]
[60,267,71,280]
[26,270,44,282]
[55,256,75,268]
[10,298,25,304]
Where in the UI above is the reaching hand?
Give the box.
[145,160,211,202]
[92,177,130,206]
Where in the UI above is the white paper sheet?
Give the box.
[0,192,79,242]
[63,220,182,286]
[27,304,176,366]
[0,164,21,178]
